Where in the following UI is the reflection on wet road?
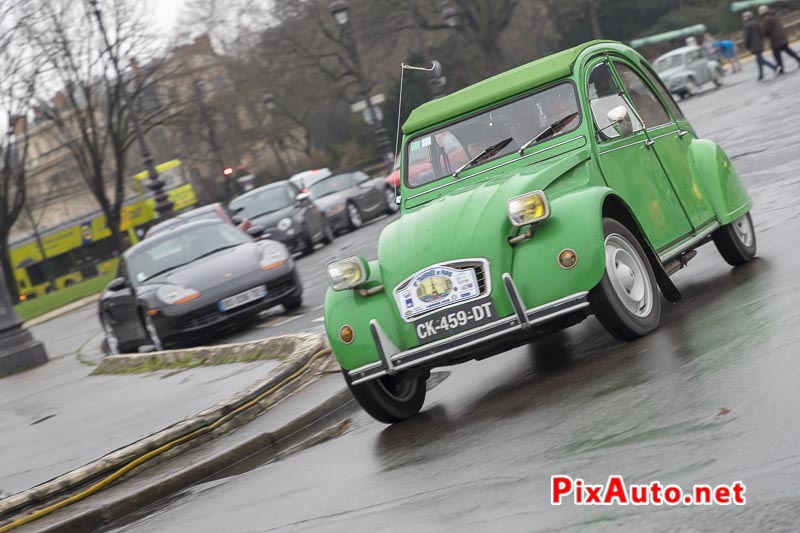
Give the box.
[112,65,800,531]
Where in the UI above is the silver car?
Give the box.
[653,45,723,99]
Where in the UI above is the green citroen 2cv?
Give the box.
[323,41,755,423]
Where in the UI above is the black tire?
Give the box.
[712,212,756,266]
[302,230,315,256]
[282,293,303,312]
[346,202,363,230]
[343,370,426,424]
[589,218,661,342]
[384,187,400,214]
[321,220,335,245]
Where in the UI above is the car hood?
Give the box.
[312,193,348,211]
[377,148,590,292]
[247,206,294,228]
[658,67,690,81]
[140,242,264,293]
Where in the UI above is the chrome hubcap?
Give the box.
[733,214,754,249]
[605,234,653,318]
[103,317,120,354]
[144,316,163,351]
[386,189,399,212]
[348,204,362,226]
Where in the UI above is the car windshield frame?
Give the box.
[402,79,582,190]
[654,54,684,73]
[127,222,252,285]
[230,185,293,219]
[308,173,354,199]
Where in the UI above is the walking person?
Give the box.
[717,40,742,73]
[743,10,777,80]
[760,5,800,74]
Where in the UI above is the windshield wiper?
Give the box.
[452,137,514,179]
[518,112,579,155]
[144,261,195,281]
[250,207,286,218]
[144,245,242,282]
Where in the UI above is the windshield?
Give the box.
[654,54,683,73]
[308,174,353,199]
[404,82,580,188]
[230,186,292,218]
[128,223,250,284]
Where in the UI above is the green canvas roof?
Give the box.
[402,40,615,135]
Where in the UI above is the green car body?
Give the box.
[324,41,755,423]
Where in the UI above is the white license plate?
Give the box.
[218,286,267,312]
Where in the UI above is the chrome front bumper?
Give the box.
[348,273,590,385]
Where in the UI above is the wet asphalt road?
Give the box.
[111,63,800,531]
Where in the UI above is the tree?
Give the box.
[23,0,175,255]
[0,0,37,301]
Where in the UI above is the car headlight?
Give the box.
[327,256,370,291]
[277,218,293,231]
[507,191,550,226]
[326,203,346,216]
[260,242,289,270]
[156,285,200,305]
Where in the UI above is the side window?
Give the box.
[641,63,685,121]
[614,62,671,128]
[354,171,369,184]
[587,62,643,140]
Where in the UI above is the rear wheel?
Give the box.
[344,370,426,424]
[384,187,399,214]
[713,212,756,266]
[589,218,661,342]
[346,202,363,230]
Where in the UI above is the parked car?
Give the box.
[289,168,332,191]
[308,171,398,232]
[324,40,755,424]
[653,45,723,99]
[229,181,333,255]
[99,219,302,353]
[385,132,469,189]
[144,203,251,239]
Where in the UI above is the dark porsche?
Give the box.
[98,219,302,354]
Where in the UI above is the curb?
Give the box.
[94,332,323,374]
[21,294,101,329]
[0,333,330,526]
[32,387,354,533]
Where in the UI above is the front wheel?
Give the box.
[282,293,303,313]
[101,314,121,355]
[344,370,426,424]
[143,314,164,352]
[321,221,335,245]
[712,212,756,266]
[346,202,363,230]
[589,218,661,342]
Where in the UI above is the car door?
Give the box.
[352,171,385,217]
[639,63,717,230]
[103,265,146,345]
[687,48,710,84]
[291,182,324,239]
[587,60,693,250]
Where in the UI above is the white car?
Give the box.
[653,45,723,99]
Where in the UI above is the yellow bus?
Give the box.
[11,160,197,301]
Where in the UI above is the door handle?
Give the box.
[644,139,655,148]
[677,130,689,138]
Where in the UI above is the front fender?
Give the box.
[510,186,610,309]
[687,139,751,225]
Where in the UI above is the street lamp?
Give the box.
[328,0,394,171]
[261,92,290,176]
[442,3,461,29]
[329,0,350,26]
[192,79,232,200]
[87,0,174,221]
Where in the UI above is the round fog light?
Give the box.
[558,249,578,269]
[340,325,355,344]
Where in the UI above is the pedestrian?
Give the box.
[702,32,720,62]
[760,5,800,74]
[717,40,742,73]
[743,10,777,80]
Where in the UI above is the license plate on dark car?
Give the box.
[413,298,496,345]
[218,286,267,312]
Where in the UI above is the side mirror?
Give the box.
[606,105,629,124]
[296,192,311,203]
[247,225,266,239]
[395,195,402,205]
[107,277,127,291]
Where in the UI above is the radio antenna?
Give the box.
[392,62,437,202]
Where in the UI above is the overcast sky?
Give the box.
[153,0,185,35]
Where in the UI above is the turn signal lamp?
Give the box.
[340,325,355,344]
[507,191,550,227]
[327,256,370,291]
